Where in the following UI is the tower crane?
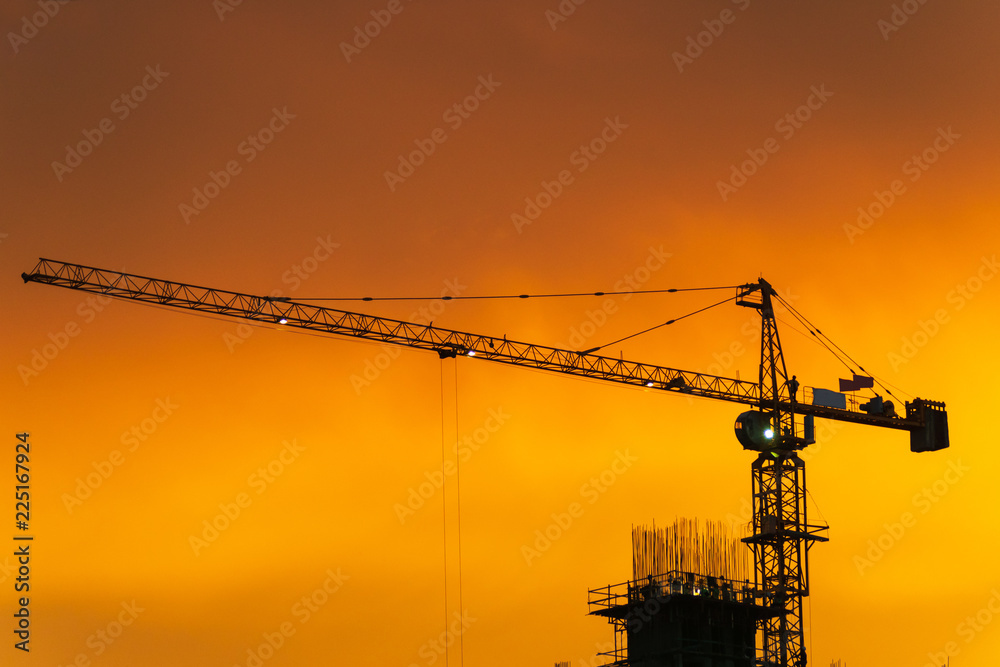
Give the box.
[22,258,949,667]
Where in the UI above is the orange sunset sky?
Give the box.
[2,1,999,666]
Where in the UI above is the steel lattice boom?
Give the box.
[22,259,934,431]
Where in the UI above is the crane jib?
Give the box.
[21,258,947,452]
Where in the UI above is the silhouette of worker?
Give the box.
[788,375,800,402]
[642,575,661,600]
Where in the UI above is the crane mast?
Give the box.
[22,259,949,667]
[738,280,828,667]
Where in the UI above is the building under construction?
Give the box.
[588,519,775,667]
